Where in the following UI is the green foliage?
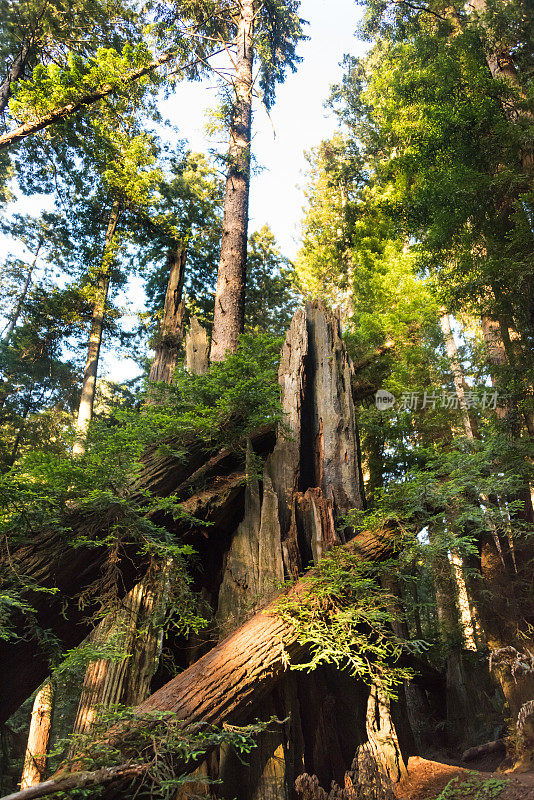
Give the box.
[273,548,414,697]
[434,774,509,800]
[9,44,154,122]
[254,1,308,110]
[245,225,299,336]
[51,705,280,800]
[0,333,283,639]
[0,590,36,641]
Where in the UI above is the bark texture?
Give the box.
[210,0,254,362]
[205,303,400,799]
[184,317,209,374]
[71,571,167,738]
[3,305,414,800]
[132,528,396,728]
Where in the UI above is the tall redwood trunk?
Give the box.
[73,199,121,456]
[148,244,186,385]
[209,0,254,362]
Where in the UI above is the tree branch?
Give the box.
[0,47,226,152]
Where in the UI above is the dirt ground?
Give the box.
[394,756,534,800]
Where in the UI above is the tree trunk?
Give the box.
[72,303,207,739]
[0,421,274,725]
[20,684,54,789]
[208,303,401,799]
[147,244,186,386]
[0,41,32,115]
[73,199,121,457]
[4,305,416,800]
[209,0,254,362]
[2,237,43,344]
[439,313,475,439]
[132,529,397,730]
[70,570,168,738]
[0,524,400,800]
[428,525,478,748]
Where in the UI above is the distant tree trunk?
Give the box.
[0,41,32,114]
[20,684,54,789]
[209,0,254,362]
[2,237,43,344]
[439,314,476,439]
[73,199,121,457]
[481,316,508,380]
[148,244,187,386]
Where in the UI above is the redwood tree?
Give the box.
[210,0,306,361]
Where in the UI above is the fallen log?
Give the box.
[0,764,148,800]
[0,526,400,800]
[461,739,506,762]
[0,426,273,724]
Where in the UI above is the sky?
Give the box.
[3,0,367,380]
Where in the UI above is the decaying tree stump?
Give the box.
[4,304,414,800]
[185,316,210,374]
[201,303,407,799]
[148,245,187,385]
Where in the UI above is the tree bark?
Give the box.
[2,305,415,800]
[208,303,399,800]
[0,525,398,800]
[209,0,254,362]
[0,440,264,724]
[73,199,121,457]
[71,304,208,739]
[130,528,398,731]
[70,570,167,739]
[147,244,186,386]
[20,684,54,789]
[184,317,209,374]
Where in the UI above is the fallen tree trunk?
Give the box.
[0,526,399,800]
[135,528,396,725]
[0,429,272,724]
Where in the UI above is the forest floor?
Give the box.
[395,755,534,800]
